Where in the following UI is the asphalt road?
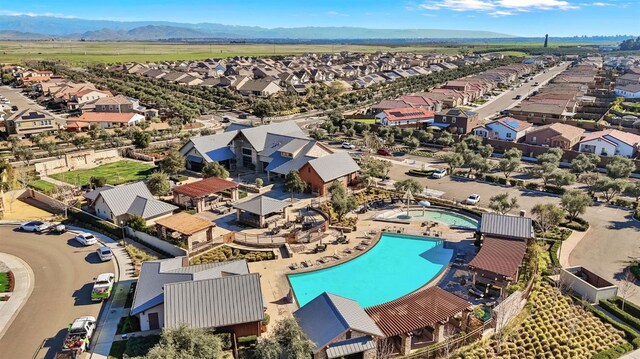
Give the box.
[472,62,571,122]
[0,227,113,359]
[0,86,43,115]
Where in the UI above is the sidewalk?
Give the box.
[65,226,136,359]
[0,253,34,341]
[559,226,590,268]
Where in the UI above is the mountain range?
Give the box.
[0,15,514,40]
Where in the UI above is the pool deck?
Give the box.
[248,210,476,332]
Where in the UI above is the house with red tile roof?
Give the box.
[172,177,240,213]
[578,129,640,158]
[375,108,435,128]
[472,117,533,142]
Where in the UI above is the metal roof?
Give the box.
[97,182,154,217]
[326,336,376,359]
[164,273,264,329]
[233,195,289,216]
[294,292,384,352]
[239,121,307,152]
[172,177,239,198]
[468,237,528,279]
[188,131,238,162]
[479,213,534,240]
[83,185,114,202]
[307,152,360,183]
[127,196,178,219]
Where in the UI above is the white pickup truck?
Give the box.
[62,316,96,353]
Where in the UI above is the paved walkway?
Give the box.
[40,175,76,187]
[622,349,640,358]
[0,253,34,341]
[559,226,590,268]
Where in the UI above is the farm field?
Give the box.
[50,160,154,186]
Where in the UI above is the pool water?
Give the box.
[393,210,478,229]
[288,233,453,307]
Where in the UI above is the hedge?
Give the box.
[509,179,524,187]
[543,185,566,195]
[549,241,561,268]
[608,297,640,321]
[612,198,639,210]
[591,343,634,359]
[561,217,589,232]
[66,207,122,239]
[525,183,539,191]
[406,169,434,177]
[600,299,640,333]
[576,298,640,345]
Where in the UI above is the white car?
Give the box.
[341,142,356,150]
[432,168,447,179]
[75,233,98,246]
[96,246,113,262]
[465,194,481,205]
[19,221,51,233]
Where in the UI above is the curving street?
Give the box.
[0,226,113,359]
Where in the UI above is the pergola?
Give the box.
[172,177,240,213]
[233,195,290,228]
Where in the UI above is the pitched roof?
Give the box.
[83,185,115,202]
[94,95,132,106]
[164,273,264,329]
[154,212,214,235]
[76,112,142,124]
[187,131,238,162]
[240,121,308,152]
[526,123,585,141]
[326,336,376,359]
[438,108,476,118]
[382,108,434,122]
[491,117,533,132]
[307,152,360,183]
[579,129,640,147]
[233,195,289,216]
[365,287,472,337]
[131,258,249,315]
[468,237,528,279]
[172,177,239,198]
[97,182,154,217]
[294,292,384,352]
[479,213,534,240]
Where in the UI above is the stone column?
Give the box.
[400,334,412,356]
[433,322,445,342]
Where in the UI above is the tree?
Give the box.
[570,153,599,176]
[593,177,627,202]
[132,131,151,149]
[606,156,635,179]
[284,170,306,196]
[531,203,564,234]
[202,162,229,179]
[625,182,640,201]
[403,136,419,149]
[442,152,464,174]
[269,317,314,359]
[255,178,264,188]
[159,150,186,175]
[535,149,562,179]
[580,172,599,193]
[393,179,424,196]
[435,131,454,146]
[128,214,147,232]
[147,172,170,196]
[415,130,434,144]
[468,153,492,176]
[503,147,523,161]
[542,170,575,188]
[498,158,520,180]
[71,135,91,150]
[13,145,34,165]
[488,193,520,215]
[560,190,591,221]
[89,176,107,189]
[143,324,223,359]
[254,336,281,359]
[329,180,357,222]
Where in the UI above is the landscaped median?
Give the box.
[0,270,14,301]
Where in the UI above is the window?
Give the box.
[242,148,252,156]
[452,118,456,124]
[532,136,537,143]
[506,133,512,138]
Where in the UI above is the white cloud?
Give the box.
[591,1,612,5]
[417,0,580,14]
[420,0,495,11]
[489,10,516,16]
[0,10,77,18]
[326,11,349,17]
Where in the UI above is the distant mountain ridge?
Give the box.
[0,15,514,40]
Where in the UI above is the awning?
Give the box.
[187,155,203,164]
[205,147,235,162]
[326,336,376,359]
[429,123,450,129]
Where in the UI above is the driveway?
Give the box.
[0,226,114,359]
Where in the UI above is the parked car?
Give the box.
[514,95,522,100]
[51,224,67,234]
[377,148,392,156]
[91,273,115,302]
[75,233,98,246]
[221,117,231,123]
[19,221,51,233]
[62,316,96,353]
[465,194,481,205]
[432,168,447,179]
[341,142,356,150]
[11,105,18,111]
[96,246,113,262]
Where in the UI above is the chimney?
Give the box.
[520,209,527,217]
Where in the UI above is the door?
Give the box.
[148,312,160,330]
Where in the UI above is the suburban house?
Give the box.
[294,292,385,359]
[523,123,585,150]
[614,84,640,99]
[172,177,240,213]
[68,112,145,129]
[88,181,177,225]
[66,89,113,111]
[433,108,480,134]
[298,152,360,196]
[154,212,216,252]
[374,108,435,128]
[469,213,534,293]
[5,108,60,136]
[365,287,473,356]
[237,79,283,97]
[94,95,135,112]
[577,129,640,158]
[472,117,533,142]
[131,257,264,349]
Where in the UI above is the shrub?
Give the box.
[591,343,634,359]
[561,217,589,231]
[549,241,561,268]
[612,198,638,209]
[497,177,508,185]
[484,174,497,183]
[125,335,161,357]
[526,183,540,191]
[579,300,640,343]
[66,207,121,239]
[608,297,640,322]
[544,185,566,195]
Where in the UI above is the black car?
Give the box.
[11,105,18,111]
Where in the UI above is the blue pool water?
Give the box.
[392,210,478,229]
[288,233,453,307]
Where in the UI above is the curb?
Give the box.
[0,254,35,342]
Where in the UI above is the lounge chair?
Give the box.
[354,245,365,251]
[343,248,353,254]
[360,239,371,246]
[289,263,299,270]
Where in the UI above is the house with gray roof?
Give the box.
[294,292,384,359]
[299,151,360,196]
[131,257,264,345]
[233,195,290,228]
[89,181,177,225]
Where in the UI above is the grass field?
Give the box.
[0,40,589,65]
[0,272,9,292]
[28,179,56,193]
[50,160,155,186]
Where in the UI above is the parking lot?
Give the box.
[0,226,114,359]
[0,85,42,114]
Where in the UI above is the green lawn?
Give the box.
[28,179,56,194]
[352,118,377,124]
[0,272,9,292]
[50,160,155,186]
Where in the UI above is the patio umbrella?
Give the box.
[419,200,431,215]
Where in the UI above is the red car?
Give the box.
[377,148,392,156]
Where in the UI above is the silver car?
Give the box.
[96,247,113,262]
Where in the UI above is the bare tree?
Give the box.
[376,338,395,359]
[619,269,638,311]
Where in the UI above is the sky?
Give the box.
[1,0,638,37]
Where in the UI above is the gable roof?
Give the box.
[97,182,153,217]
[186,131,238,162]
[479,213,534,240]
[381,108,434,122]
[579,129,640,147]
[76,112,142,124]
[294,292,384,352]
[240,121,307,152]
[365,287,472,337]
[233,195,289,216]
[527,123,585,141]
[164,273,264,329]
[491,117,533,132]
[438,108,476,118]
[307,152,360,183]
[172,177,239,198]
[127,195,178,219]
[469,237,528,279]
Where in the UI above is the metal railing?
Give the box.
[402,320,495,359]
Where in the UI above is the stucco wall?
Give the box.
[34,149,122,176]
[139,304,165,331]
[125,227,187,257]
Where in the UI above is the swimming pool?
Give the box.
[390,209,478,229]
[288,233,453,307]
